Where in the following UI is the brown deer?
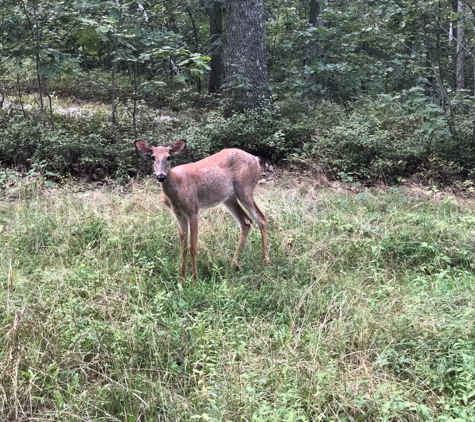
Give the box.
[135,140,269,284]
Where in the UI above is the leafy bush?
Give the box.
[0,94,317,180]
[0,113,131,178]
[48,71,112,103]
[304,95,475,183]
[2,88,475,184]
[178,101,314,161]
[307,108,421,180]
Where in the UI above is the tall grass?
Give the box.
[1,179,475,421]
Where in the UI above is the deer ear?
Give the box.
[135,140,152,155]
[169,140,186,155]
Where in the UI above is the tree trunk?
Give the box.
[309,0,321,27]
[304,1,321,67]
[111,38,117,126]
[473,57,475,145]
[207,2,224,94]
[22,0,46,127]
[111,0,120,126]
[456,0,465,91]
[188,10,202,93]
[225,0,268,108]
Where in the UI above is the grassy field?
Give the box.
[1,177,475,421]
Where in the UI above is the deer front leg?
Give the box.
[188,215,199,283]
[175,214,189,284]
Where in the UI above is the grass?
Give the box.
[1,178,475,421]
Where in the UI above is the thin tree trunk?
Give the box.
[473,58,475,144]
[110,0,121,126]
[207,2,224,94]
[428,48,457,138]
[187,9,199,52]
[22,0,45,127]
[188,10,201,92]
[225,0,268,108]
[16,74,26,117]
[111,36,118,126]
[126,62,138,138]
[82,44,89,73]
[0,0,6,66]
[32,0,45,127]
[456,0,465,91]
[458,0,475,142]
[45,81,54,130]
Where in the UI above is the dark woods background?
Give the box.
[1,0,475,188]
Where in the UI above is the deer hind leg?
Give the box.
[223,195,252,269]
[235,192,269,264]
[175,214,189,284]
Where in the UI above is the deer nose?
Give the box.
[157,174,166,182]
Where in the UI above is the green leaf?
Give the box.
[175,74,188,82]
[96,26,110,34]
[38,65,58,78]
[78,18,98,26]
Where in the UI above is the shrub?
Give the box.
[3,88,475,184]
[306,107,421,180]
[0,112,135,179]
[304,96,475,183]
[178,101,314,162]
[0,95,317,179]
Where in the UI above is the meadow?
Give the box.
[1,177,475,421]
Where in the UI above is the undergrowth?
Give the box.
[3,89,475,187]
[1,179,475,420]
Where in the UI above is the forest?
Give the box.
[0,0,475,184]
[1,0,475,421]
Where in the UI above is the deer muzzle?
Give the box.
[157,174,167,182]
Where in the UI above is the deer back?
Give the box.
[164,148,261,212]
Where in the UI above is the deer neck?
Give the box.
[160,169,181,199]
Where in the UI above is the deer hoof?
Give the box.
[232,260,241,271]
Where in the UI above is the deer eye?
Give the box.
[149,155,155,161]
[166,156,171,161]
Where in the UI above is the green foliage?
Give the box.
[179,100,313,161]
[1,0,475,185]
[307,102,421,180]
[0,112,130,178]
[305,96,475,182]
[2,90,475,184]
[0,96,314,178]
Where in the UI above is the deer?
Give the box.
[135,140,269,284]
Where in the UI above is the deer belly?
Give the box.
[197,185,234,209]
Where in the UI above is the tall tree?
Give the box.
[309,0,321,27]
[225,0,268,108]
[21,0,46,127]
[206,1,224,94]
[456,0,465,91]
